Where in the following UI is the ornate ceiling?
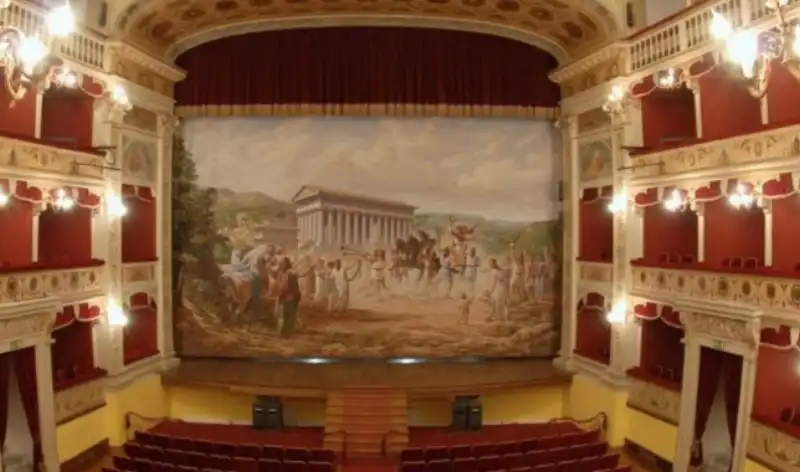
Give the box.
[114,0,621,62]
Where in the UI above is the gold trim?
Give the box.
[176,103,560,120]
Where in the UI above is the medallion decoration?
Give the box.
[0,311,55,345]
[0,267,103,304]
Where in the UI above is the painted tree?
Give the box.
[171,128,223,304]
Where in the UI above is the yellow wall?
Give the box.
[566,374,629,446]
[744,459,774,472]
[626,408,677,460]
[408,386,569,426]
[166,386,327,426]
[56,406,108,463]
[105,374,169,446]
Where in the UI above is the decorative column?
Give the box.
[763,200,773,266]
[696,203,706,263]
[156,114,175,361]
[675,336,702,471]
[35,340,58,472]
[34,90,44,139]
[93,103,125,375]
[31,212,40,263]
[558,115,579,365]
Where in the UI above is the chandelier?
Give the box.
[0,1,131,113]
[52,188,75,211]
[661,185,758,212]
[710,0,800,97]
[603,67,688,115]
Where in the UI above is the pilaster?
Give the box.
[557,115,579,366]
[157,113,176,360]
[34,341,58,472]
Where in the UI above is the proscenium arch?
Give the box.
[113,0,622,63]
[167,15,569,63]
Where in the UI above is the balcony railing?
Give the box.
[630,265,800,314]
[578,261,613,286]
[54,372,106,424]
[0,265,104,304]
[1,0,106,72]
[0,133,107,179]
[123,261,158,286]
[626,373,681,425]
[748,419,800,470]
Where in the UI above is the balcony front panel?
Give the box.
[0,134,106,180]
[631,266,800,314]
[748,420,800,470]
[0,266,104,304]
[627,375,681,425]
[54,374,106,425]
[123,261,158,286]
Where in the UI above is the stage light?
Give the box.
[107,298,128,327]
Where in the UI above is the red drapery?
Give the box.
[0,352,9,448]
[51,304,104,390]
[574,293,611,364]
[0,70,36,138]
[175,27,560,116]
[40,77,100,150]
[121,185,158,263]
[38,187,99,267]
[723,353,743,445]
[0,180,39,271]
[578,187,614,262]
[692,346,725,466]
[13,347,42,472]
[123,293,160,365]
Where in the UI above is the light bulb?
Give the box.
[110,85,131,109]
[710,10,734,40]
[607,299,627,325]
[107,298,129,327]
[608,84,626,103]
[607,193,627,214]
[55,68,77,87]
[46,3,75,38]
[663,190,684,211]
[0,191,8,206]
[727,29,759,78]
[657,69,677,88]
[18,37,47,73]
[106,192,128,218]
[793,25,800,56]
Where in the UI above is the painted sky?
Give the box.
[183,116,561,222]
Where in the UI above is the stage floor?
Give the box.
[161,357,572,398]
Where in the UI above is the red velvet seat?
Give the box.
[537,437,564,450]
[473,444,496,458]
[450,445,472,459]
[176,466,198,472]
[503,453,525,469]
[114,456,136,470]
[510,468,531,472]
[548,448,568,463]
[519,440,537,453]
[427,459,452,472]
[153,435,171,449]
[613,466,631,472]
[402,449,425,462]
[135,432,155,445]
[476,455,500,471]
[193,441,215,454]
[578,456,599,470]
[598,454,619,469]
[425,447,449,461]
[524,451,544,467]
[308,462,334,472]
[209,454,233,471]
[285,448,310,462]
[587,442,607,456]
[496,442,519,455]
[401,462,426,472]
[236,445,262,459]
[141,446,162,461]
[214,443,237,457]
[134,459,155,472]
[556,460,577,472]
[282,461,308,472]
[169,438,194,451]
[234,456,259,472]
[262,446,284,461]
[156,464,177,472]
[164,449,187,466]
[453,457,477,472]
[310,449,334,463]
[531,464,556,472]
[257,458,282,472]
[186,452,206,468]
[125,443,145,458]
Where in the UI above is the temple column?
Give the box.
[345,211,353,246]
[316,210,324,243]
[336,209,344,245]
[362,214,369,245]
[320,210,327,244]
[35,340,58,472]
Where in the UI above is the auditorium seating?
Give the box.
[111,430,336,472]
[400,429,624,472]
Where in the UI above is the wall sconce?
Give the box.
[607,190,628,214]
[728,183,757,209]
[106,191,128,218]
[0,189,8,207]
[107,297,129,327]
[606,298,628,325]
[663,189,688,212]
[52,188,74,211]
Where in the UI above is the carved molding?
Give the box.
[54,376,107,425]
[0,135,105,180]
[0,267,104,304]
[631,266,800,314]
[579,261,613,285]
[123,262,157,284]
[679,311,760,348]
[0,310,54,346]
[748,420,800,470]
[626,377,681,425]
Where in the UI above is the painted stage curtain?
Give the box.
[175,27,560,119]
[13,347,42,472]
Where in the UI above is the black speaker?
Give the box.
[452,395,480,431]
[467,398,483,430]
[253,396,283,430]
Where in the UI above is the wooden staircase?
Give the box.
[324,386,409,460]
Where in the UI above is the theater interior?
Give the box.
[0,0,799,471]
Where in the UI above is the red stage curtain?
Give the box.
[13,347,42,472]
[0,352,9,447]
[703,197,765,268]
[0,198,34,270]
[175,28,559,112]
[38,203,92,267]
[723,353,743,445]
[642,204,698,264]
[692,346,725,465]
[40,85,95,150]
[121,185,157,262]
